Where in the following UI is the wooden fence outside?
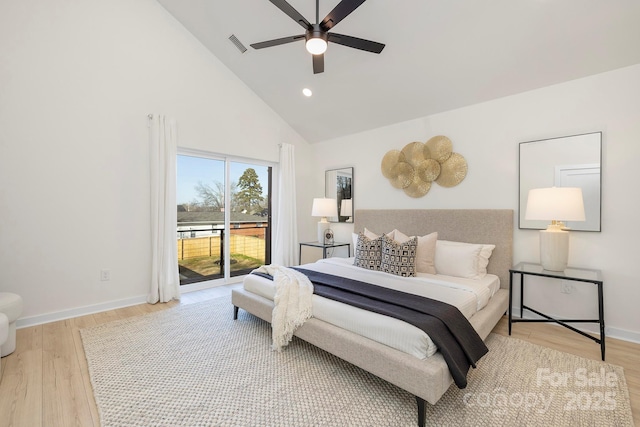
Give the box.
[177,233,266,262]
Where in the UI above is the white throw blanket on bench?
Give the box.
[254,265,314,351]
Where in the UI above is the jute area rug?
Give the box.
[81,297,633,427]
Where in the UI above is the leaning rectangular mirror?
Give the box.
[325,167,353,223]
[519,132,601,231]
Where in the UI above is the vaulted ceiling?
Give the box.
[157,0,640,143]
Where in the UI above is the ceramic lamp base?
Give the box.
[539,227,569,271]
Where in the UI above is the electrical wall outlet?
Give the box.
[100,269,111,281]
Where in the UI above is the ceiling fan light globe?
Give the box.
[306,38,327,55]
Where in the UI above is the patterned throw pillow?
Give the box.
[380,235,418,277]
[353,232,383,271]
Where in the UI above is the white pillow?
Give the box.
[434,240,495,279]
[364,227,382,239]
[392,229,437,274]
[388,229,409,243]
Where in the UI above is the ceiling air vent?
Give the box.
[228,34,247,54]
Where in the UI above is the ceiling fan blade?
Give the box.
[268,0,312,30]
[250,34,305,49]
[312,54,324,74]
[320,0,367,31]
[328,32,385,53]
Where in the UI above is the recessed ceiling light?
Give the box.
[302,88,313,97]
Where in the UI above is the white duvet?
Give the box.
[243,257,500,359]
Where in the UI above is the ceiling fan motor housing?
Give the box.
[306,24,328,42]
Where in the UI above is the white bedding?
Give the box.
[243,257,500,359]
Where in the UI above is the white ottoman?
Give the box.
[0,293,23,357]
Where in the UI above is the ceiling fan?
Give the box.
[250,0,385,74]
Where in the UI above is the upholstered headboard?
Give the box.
[354,209,514,289]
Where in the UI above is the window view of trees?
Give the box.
[236,168,266,215]
[177,168,267,216]
[177,156,271,285]
[194,180,235,211]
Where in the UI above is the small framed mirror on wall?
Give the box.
[519,132,602,231]
[325,167,353,223]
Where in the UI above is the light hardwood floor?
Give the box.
[1,284,638,427]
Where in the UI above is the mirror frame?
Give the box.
[325,167,353,223]
[519,132,602,232]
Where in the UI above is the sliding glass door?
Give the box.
[176,152,271,285]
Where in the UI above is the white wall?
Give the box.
[0,0,313,323]
[312,64,640,342]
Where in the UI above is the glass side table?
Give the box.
[508,262,605,360]
[299,241,351,264]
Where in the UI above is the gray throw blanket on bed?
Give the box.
[297,268,488,389]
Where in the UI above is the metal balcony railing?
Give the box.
[177,225,271,285]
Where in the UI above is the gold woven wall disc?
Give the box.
[383,135,467,196]
[404,175,431,198]
[422,144,432,161]
[415,158,441,182]
[426,135,453,163]
[435,152,467,187]
[389,162,415,189]
[401,141,426,167]
[381,150,406,178]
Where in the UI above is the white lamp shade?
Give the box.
[525,187,586,222]
[312,198,338,218]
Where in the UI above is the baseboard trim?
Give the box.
[15,278,246,329]
[16,295,149,329]
[510,305,640,345]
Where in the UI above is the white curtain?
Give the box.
[148,115,181,303]
[272,143,298,266]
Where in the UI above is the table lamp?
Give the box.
[312,198,338,243]
[525,187,586,271]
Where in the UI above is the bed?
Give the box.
[232,209,513,426]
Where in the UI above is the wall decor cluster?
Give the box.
[381,136,467,197]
